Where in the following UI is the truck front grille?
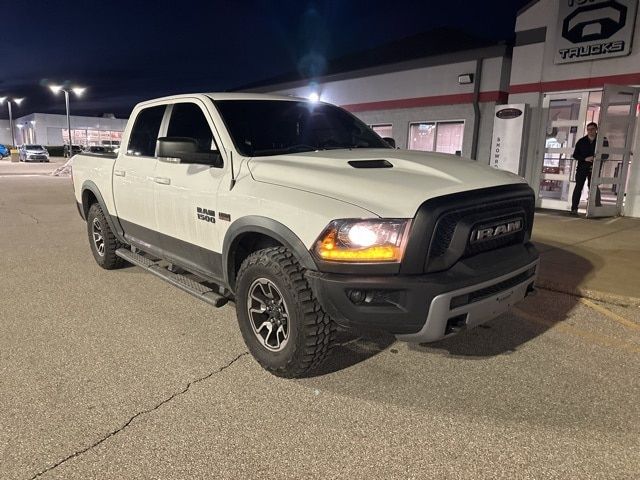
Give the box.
[449,265,537,310]
[398,184,536,276]
[425,196,533,271]
[435,198,531,253]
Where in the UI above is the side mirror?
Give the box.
[382,137,396,148]
[157,137,221,166]
[157,137,198,162]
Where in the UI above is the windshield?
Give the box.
[25,145,44,149]
[214,100,391,157]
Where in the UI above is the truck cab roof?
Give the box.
[136,92,308,107]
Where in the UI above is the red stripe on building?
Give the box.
[341,91,509,112]
[510,72,640,94]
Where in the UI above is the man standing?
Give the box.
[571,122,602,215]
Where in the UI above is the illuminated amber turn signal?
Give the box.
[314,220,411,263]
[318,245,400,261]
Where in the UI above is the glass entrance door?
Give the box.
[587,85,640,218]
[539,93,588,210]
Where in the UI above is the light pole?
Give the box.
[16,124,24,146]
[49,85,85,156]
[0,96,25,147]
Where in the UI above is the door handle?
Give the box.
[154,177,171,185]
[114,169,126,177]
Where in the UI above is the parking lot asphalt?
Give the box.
[0,156,67,176]
[1,174,639,479]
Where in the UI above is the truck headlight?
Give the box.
[313,219,412,263]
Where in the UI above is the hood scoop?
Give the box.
[347,159,393,169]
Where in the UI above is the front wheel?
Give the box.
[235,247,336,378]
[86,203,125,269]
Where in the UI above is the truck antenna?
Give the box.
[229,150,236,190]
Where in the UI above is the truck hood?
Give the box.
[247,149,526,217]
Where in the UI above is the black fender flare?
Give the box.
[80,181,127,244]
[222,216,318,290]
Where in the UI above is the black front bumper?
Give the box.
[306,242,538,337]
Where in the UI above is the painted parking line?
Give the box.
[580,298,640,332]
[512,307,640,354]
[605,217,621,225]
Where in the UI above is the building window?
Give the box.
[63,129,123,147]
[409,121,464,155]
[409,122,436,151]
[370,124,393,139]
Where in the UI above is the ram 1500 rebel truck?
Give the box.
[72,93,539,377]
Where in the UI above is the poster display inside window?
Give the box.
[371,124,392,139]
[435,122,464,154]
[62,129,123,146]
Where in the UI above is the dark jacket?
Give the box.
[572,134,607,173]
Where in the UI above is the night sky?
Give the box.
[2,0,530,119]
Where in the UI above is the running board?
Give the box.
[115,248,229,308]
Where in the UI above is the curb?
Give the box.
[536,280,640,307]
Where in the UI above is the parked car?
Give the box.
[101,140,120,148]
[0,144,10,158]
[19,144,50,162]
[85,145,115,154]
[63,144,84,157]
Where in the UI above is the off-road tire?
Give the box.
[235,247,336,378]
[86,203,125,269]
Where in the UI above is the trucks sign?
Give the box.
[555,0,637,64]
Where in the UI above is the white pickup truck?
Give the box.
[72,93,539,377]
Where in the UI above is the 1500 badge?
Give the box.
[197,207,216,223]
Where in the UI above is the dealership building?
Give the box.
[0,113,126,148]
[247,0,640,218]
[2,0,639,218]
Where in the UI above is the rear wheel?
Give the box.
[235,247,336,378]
[86,203,125,269]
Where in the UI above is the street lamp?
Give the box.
[0,96,25,147]
[49,85,85,156]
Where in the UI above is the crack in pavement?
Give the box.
[15,208,41,224]
[536,284,640,308]
[29,351,249,479]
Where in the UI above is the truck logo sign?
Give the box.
[471,218,523,244]
[555,0,636,64]
[562,1,627,43]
